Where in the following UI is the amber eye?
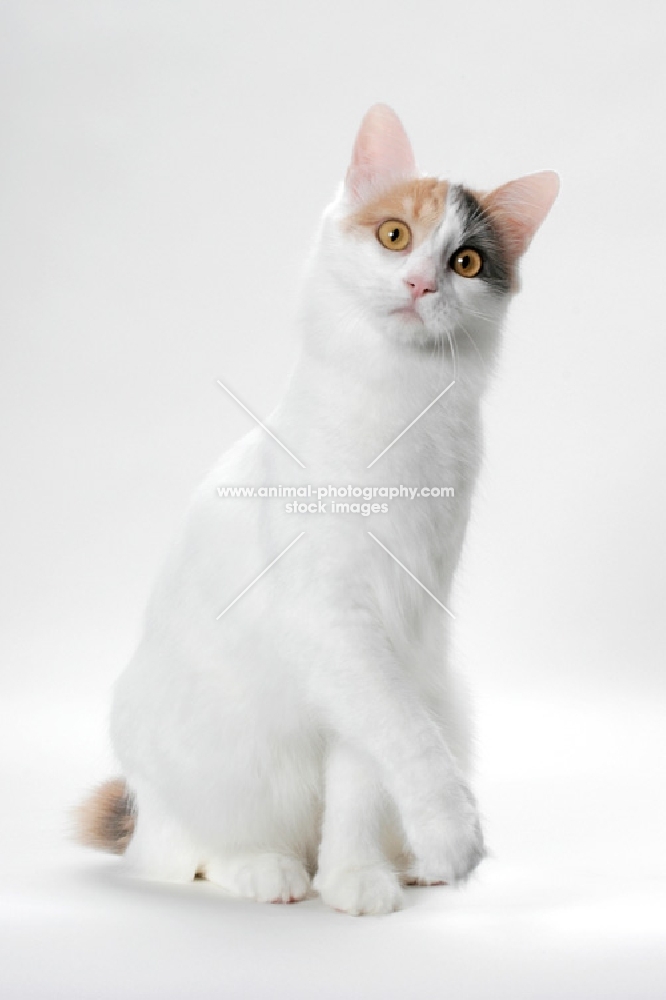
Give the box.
[377,219,412,252]
[450,247,483,278]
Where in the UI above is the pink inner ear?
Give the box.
[484,171,560,261]
[346,104,417,203]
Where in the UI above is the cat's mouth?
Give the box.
[392,304,424,322]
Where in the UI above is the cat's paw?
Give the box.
[408,784,485,885]
[205,851,311,904]
[314,864,403,916]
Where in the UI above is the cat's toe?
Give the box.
[206,852,311,904]
[402,875,448,886]
[394,851,447,886]
[315,864,403,916]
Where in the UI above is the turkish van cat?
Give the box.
[77,104,558,916]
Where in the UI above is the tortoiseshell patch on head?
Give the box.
[344,177,449,247]
[454,186,513,294]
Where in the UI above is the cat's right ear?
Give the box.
[345,104,417,204]
[484,171,560,262]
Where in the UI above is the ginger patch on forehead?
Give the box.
[345,178,449,246]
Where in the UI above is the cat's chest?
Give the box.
[323,381,480,489]
[285,355,477,464]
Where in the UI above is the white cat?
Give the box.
[77,104,558,915]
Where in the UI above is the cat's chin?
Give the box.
[384,312,448,352]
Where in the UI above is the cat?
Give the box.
[77,104,558,915]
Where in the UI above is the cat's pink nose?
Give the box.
[405,275,437,300]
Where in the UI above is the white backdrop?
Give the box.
[1,2,665,997]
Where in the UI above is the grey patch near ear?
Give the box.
[451,186,512,294]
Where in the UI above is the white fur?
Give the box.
[110,109,555,915]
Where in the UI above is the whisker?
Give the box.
[445,324,458,382]
[457,321,488,371]
[460,304,495,323]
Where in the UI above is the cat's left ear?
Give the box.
[345,104,417,204]
[484,171,560,261]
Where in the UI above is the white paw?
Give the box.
[315,865,403,916]
[205,852,311,904]
[408,784,485,885]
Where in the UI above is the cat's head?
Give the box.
[317,104,558,352]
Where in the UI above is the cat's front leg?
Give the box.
[306,613,485,894]
[313,739,403,916]
[400,769,485,886]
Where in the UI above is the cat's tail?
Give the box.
[75,777,136,855]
